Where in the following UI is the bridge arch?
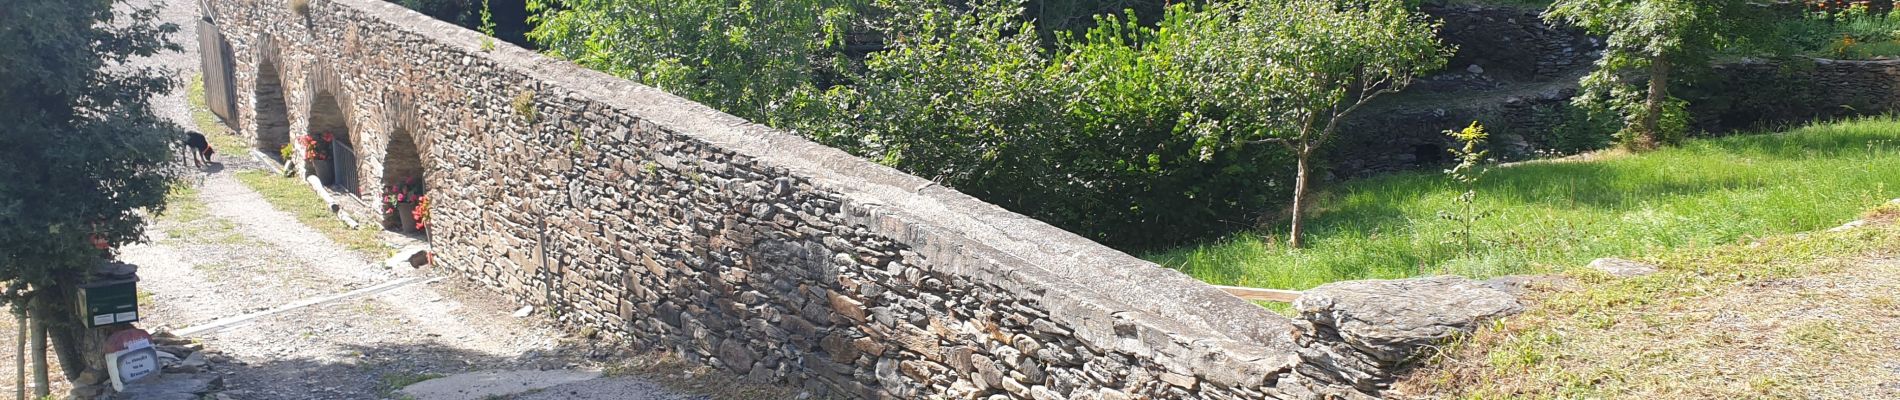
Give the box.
[251,36,290,159]
[378,103,428,234]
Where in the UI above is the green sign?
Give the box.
[78,278,139,328]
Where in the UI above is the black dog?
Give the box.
[182,132,215,167]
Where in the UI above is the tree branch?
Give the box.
[1316,75,1404,149]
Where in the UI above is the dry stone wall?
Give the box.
[200,0,1511,398]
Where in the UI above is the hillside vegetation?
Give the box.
[1394,202,1900,398]
[1148,117,1900,290]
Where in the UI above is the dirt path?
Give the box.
[44,1,707,399]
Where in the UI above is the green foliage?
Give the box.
[527,0,858,123]
[0,0,185,305]
[1543,0,1772,148]
[1531,102,1618,156]
[395,0,477,26]
[1148,117,1900,290]
[479,0,497,35]
[1169,0,1450,247]
[1174,0,1449,155]
[529,0,1447,248]
[779,1,1303,248]
[1774,5,1900,59]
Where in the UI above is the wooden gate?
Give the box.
[196,20,238,124]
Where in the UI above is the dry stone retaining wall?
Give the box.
[198,0,1508,398]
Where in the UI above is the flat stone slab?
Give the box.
[1296,275,1523,364]
[113,373,223,400]
[515,377,703,400]
[398,369,603,400]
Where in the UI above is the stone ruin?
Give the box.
[195,0,1524,397]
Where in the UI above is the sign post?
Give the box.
[103,329,158,391]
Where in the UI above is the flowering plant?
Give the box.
[412,194,431,231]
[382,176,424,216]
[298,132,335,161]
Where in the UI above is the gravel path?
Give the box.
[100,1,700,399]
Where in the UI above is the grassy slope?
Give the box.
[1395,203,1900,399]
[1148,117,1900,290]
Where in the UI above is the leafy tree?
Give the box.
[1544,0,1770,149]
[527,0,860,122]
[395,0,478,27]
[0,0,184,379]
[784,1,1291,249]
[1175,0,1449,248]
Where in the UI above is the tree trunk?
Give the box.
[1638,54,1671,150]
[44,283,86,381]
[1289,147,1312,248]
[27,302,46,400]
[14,313,24,400]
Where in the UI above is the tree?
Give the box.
[527,0,860,123]
[780,1,1295,249]
[1543,0,1768,150]
[0,0,184,381]
[1176,0,1449,248]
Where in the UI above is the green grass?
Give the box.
[187,73,248,155]
[377,370,444,399]
[1395,203,1900,398]
[234,170,387,253]
[1148,117,1900,290]
[158,185,248,245]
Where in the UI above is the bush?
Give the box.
[1531,103,1617,156]
[783,2,1293,249]
[394,0,477,26]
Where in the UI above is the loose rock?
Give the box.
[1588,257,1659,278]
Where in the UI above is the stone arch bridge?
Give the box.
[192,0,1518,398]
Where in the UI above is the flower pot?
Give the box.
[396,201,418,233]
[311,159,335,185]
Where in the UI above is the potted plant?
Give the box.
[299,133,335,184]
[382,177,424,232]
[412,194,430,232]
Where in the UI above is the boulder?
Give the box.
[1295,275,1522,365]
[1587,257,1659,278]
[386,245,430,269]
[164,352,209,373]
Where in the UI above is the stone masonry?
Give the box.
[198,0,1519,398]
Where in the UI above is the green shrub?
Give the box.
[1525,102,1616,156]
[782,2,1296,249]
[511,90,535,123]
[528,0,856,123]
[393,0,476,26]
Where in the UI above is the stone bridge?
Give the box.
[193,0,1519,398]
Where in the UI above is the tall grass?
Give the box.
[1147,117,1900,290]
